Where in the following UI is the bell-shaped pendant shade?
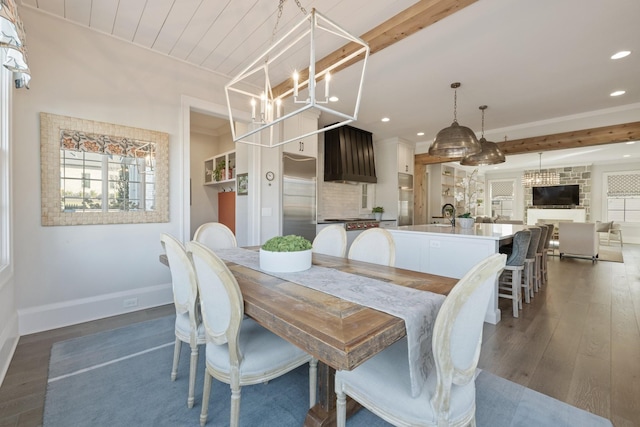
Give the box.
[429,120,481,157]
[460,137,506,165]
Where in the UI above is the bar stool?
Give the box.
[540,223,554,285]
[498,229,531,318]
[535,225,548,291]
[523,227,540,301]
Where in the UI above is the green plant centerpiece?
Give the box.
[372,206,384,220]
[259,235,313,273]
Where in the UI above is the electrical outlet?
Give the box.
[123,298,138,308]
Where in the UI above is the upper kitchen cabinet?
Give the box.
[373,137,415,225]
[397,142,415,175]
[283,111,320,157]
[204,149,236,185]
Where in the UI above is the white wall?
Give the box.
[12,9,230,334]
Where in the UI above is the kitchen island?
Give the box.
[386,223,527,324]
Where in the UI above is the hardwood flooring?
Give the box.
[1,244,639,426]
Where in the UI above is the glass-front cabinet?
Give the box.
[204,150,236,185]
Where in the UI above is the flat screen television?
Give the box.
[532,184,580,206]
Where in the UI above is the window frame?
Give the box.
[0,58,12,284]
[40,112,169,226]
[603,171,640,224]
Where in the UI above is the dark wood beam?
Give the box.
[272,0,478,97]
[414,120,640,165]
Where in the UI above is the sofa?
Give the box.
[558,222,599,262]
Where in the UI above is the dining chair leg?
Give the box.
[309,358,318,408]
[188,345,198,408]
[200,372,212,427]
[336,389,347,427]
[230,381,241,427]
[171,337,181,381]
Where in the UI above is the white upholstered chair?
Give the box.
[498,230,531,318]
[559,222,599,262]
[186,241,317,427]
[193,222,237,250]
[160,233,206,409]
[335,253,507,427]
[313,224,347,257]
[348,228,395,266]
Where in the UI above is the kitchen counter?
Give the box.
[389,223,527,240]
[384,223,527,324]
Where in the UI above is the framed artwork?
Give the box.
[237,173,248,196]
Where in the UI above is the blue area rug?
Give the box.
[43,316,612,426]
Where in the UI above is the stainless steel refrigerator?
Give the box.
[283,153,317,242]
[398,172,414,226]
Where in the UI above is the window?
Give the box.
[0,57,10,281]
[489,179,515,218]
[40,113,168,226]
[605,172,640,223]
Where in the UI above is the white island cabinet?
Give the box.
[386,223,527,324]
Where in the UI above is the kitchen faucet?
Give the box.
[442,203,456,226]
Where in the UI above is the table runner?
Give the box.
[215,247,446,397]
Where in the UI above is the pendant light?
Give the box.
[522,153,560,187]
[460,105,506,166]
[429,82,481,157]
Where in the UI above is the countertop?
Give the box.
[386,223,527,240]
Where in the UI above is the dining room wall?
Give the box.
[11,8,232,335]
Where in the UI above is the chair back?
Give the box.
[536,224,548,253]
[160,233,198,318]
[186,241,243,362]
[348,228,395,266]
[506,230,531,266]
[431,253,507,419]
[193,222,237,251]
[544,224,554,249]
[313,225,347,257]
[525,227,541,260]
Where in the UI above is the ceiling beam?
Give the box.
[414,120,640,165]
[272,0,478,97]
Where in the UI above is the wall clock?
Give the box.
[265,171,275,181]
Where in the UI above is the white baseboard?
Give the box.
[17,283,173,335]
[0,312,19,387]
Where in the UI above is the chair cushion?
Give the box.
[205,318,309,383]
[336,338,475,425]
[596,221,613,232]
[174,311,205,344]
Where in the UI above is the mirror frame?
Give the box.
[40,112,169,226]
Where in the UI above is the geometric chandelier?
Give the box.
[522,152,560,187]
[225,5,369,148]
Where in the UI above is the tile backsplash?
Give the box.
[319,182,363,220]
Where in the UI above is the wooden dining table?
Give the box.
[160,249,458,426]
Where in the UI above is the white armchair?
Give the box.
[559,222,599,262]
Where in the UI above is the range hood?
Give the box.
[324,125,377,183]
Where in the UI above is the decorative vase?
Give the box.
[259,249,312,273]
[457,217,475,228]
[374,212,382,221]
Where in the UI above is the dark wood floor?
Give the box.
[1,244,638,426]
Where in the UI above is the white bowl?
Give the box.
[259,249,312,273]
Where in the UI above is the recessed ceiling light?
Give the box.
[329,96,339,102]
[610,90,626,97]
[611,50,631,60]
[381,117,390,122]
[626,141,636,145]
[417,132,424,136]
[623,154,631,158]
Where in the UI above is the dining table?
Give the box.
[160,248,458,426]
